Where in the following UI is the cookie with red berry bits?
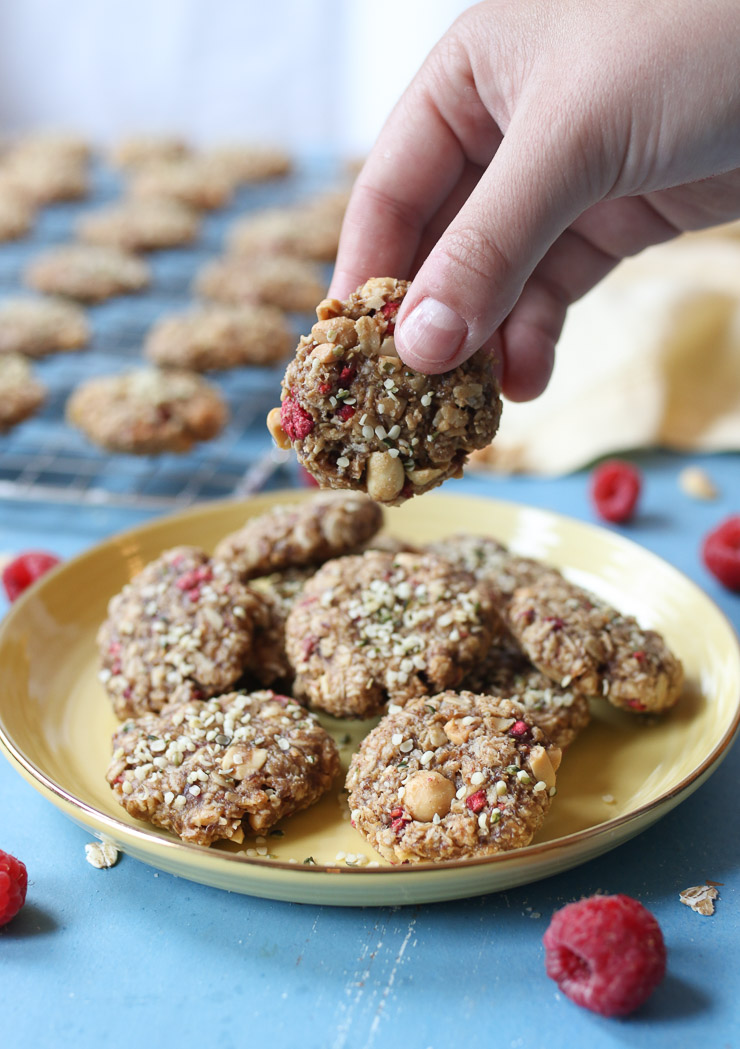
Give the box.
[0,354,46,432]
[195,253,327,313]
[285,550,500,718]
[215,492,383,581]
[267,278,502,505]
[460,635,591,749]
[0,296,89,358]
[97,546,268,719]
[507,572,684,715]
[345,691,561,863]
[144,304,294,372]
[77,198,200,252]
[66,367,228,455]
[25,244,150,303]
[107,690,340,845]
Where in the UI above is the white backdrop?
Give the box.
[0,0,470,153]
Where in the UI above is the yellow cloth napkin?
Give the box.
[471,225,740,475]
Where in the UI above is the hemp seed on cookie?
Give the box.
[97,546,268,720]
[215,492,383,580]
[267,278,502,504]
[345,691,561,864]
[66,367,228,455]
[285,550,500,718]
[107,690,340,845]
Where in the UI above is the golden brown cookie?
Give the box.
[25,245,150,302]
[0,297,89,358]
[195,253,327,313]
[0,354,46,432]
[66,367,228,454]
[77,198,200,252]
[128,158,233,210]
[144,304,293,371]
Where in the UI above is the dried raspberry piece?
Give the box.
[335,404,356,422]
[298,465,320,488]
[590,460,642,523]
[338,364,356,386]
[509,720,531,741]
[543,894,666,1016]
[0,848,28,926]
[466,789,486,814]
[280,397,314,442]
[702,515,740,591]
[380,301,399,334]
[2,551,61,602]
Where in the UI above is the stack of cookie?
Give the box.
[96,490,684,863]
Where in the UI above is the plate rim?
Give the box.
[1,490,739,889]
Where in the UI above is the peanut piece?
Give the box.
[221,745,268,778]
[315,297,343,321]
[365,450,404,503]
[443,717,478,744]
[403,770,456,822]
[311,317,358,348]
[528,745,559,789]
[266,406,291,449]
[405,466,444,487]
[679,466,718,500]
[355,315,381,356]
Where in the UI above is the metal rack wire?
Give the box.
[0,158,336,508]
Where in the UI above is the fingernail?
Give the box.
[396,297,468,368]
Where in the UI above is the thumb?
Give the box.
[395,111,594,378]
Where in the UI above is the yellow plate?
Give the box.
[1,491,738,906]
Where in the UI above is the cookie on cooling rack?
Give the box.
[205,143,293,184]
[110,134,190,169]
[0,297,89,358]
[214,491,383,580]
[345,691,561,863]
[0,185,35,241]
[195,254,327,313]
[227,198,343,262]
[267,278,502,504]
[77,198,200,252]
[66,367,228,455]
[128,158,233,210]
[0,353,46,432]
[285,549,500,718]
[144,304,294,371]
[25,245,150,303]
[97,545,268,719]
[107,689,340,845]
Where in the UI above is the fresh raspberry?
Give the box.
[702,515,740,591]
[0,849,28,926]
[590,460,642,523]
[2,551,61,602]
[280,397,314,442]
[543,894,666,1016]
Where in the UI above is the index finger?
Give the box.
[329,76,467,300]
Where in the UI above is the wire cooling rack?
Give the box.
[0,157,338,508]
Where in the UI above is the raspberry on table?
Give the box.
[590,459,642,523]
[702,515,740,591]
[2,551,61,602]
[0,848,28,926]
[543,893,666,1016]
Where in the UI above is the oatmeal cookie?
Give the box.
[0,154,88,204]
[227,199,341,262]
[110,134,190,169]
[0,186,35,241]
[507,572,684,714]
[195,254,327,313]
[460,636,591,749]
[128,158,233,210]
[144,304,294,371]
[0,296,89,358]
[268,278,502,504]
[6,131,90,165]
[77,198,200,252]
[346,691,561,863]
[107,690,340,845]
[97,546,267,719]
[248,567,315,685]
[66,367,228,455]
[0,354,46,432]
[205,143,293,184]
[214,492,383,580]
[426,534,551,613]
[25,244,150,302]
[285,550,500,718]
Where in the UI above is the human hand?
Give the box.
[330,0,740,400]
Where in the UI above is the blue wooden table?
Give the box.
[2,450,738,1049]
